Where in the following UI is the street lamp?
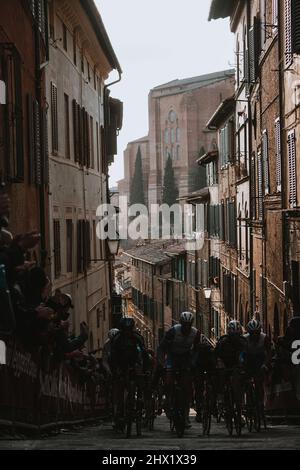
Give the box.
[203,287,212,300]
[89,233,120,262]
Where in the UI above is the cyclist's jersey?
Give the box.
[111,331,149,372]
[243,332,269,371]
[216,334,247,369]
[158,325,204,369]
[169,324,198,355]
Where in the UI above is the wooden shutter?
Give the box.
[244,49,250,96]
[72,99,78,161]
[275,118,282,192]
[257,151,263,219]
[27,95,35,184]
[42,108,49,185]
[78,104,83,164]
[261,0,266,46]
[51,82,58,153]
[77,220,83,273]
[53,220,61,279]
[272,0,279,30]
[285,0,293,66]
[250,152,256,218]
[288,129,297,208]
[249,18,260,83]
[292,0,300,53]
[262,130,270,194]
[34,100,42,185]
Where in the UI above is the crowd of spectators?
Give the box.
[0,189,105,386]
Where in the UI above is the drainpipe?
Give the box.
[103,70,122,329]
[278,0,288,320]
[34,0,47,268]
[246,0,254,319]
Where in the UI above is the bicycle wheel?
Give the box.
[125,384,134,439]
[136,385,143,437]
[225,387,234,436]
[202,383,212,436]
[173,410,185,438]
[245,386,254,432]
[233,404,242,437]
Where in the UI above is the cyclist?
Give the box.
[111,317,150,429]
[215,320,247,410]
[192,332,216,422]
[157,311,209,428]
[243,319,271,405]
[102,328,119,376]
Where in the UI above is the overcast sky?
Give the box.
[96,0,234,188]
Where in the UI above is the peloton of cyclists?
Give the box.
[108,311,282,435]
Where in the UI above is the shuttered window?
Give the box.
[292,0,300,54]
[257,151,263,219]
[0,44,24,181]
[51,82,58,154]
[261,0,266,46]
[272,0,279,31]
[96,121,100,172]
[251,152,256,218]
[262,130,270,195]
[249,17,260,83]
[64,93,70,159]
[220,121,233,168]
[27,95,42,185]
[288,129,297,208]
[285,0,293,66]
[275,118,282,192]
[77,220,91,273]
[90,116,94,169]
[66,219,73,273]
[72,99,77,161]
[244,49,250,96]
[42,108,49,185]
[27,96,35,184]
[34,100,42,185]
[53,220,61,279]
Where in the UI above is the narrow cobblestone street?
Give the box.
[0,415,299,450]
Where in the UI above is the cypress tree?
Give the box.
[162,155,179,206]
[130,146,145,206]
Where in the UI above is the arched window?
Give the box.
[176,127,180,143]
[171,128,175,144]
[165,129,169,144]
[169,110,176,123]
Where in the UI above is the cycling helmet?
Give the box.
[227,320,242,335]
[180,311,194,324]
[119,316,135,330]
[246,319,261,333]
[108,328,119,340]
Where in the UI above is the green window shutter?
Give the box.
[292,0,300,54]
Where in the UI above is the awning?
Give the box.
[208,0,236,21]
[197,150,219,166]
[206,96,235,130]
[178,187,210,203]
